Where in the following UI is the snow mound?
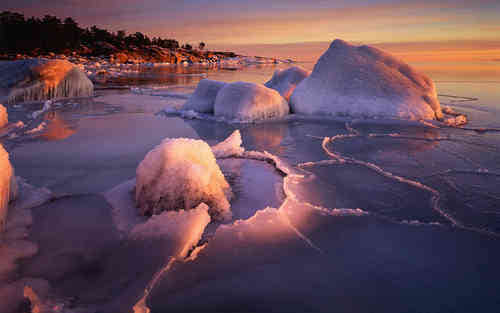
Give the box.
[0,144,16,234]
[182,79,227,113]
[0,104,7,129]
[211,130,245,158]
[136,138,233,221]
[0,59,93,103]
[264,66,310,101]
[290,39,443,120]
[214,82,289,122]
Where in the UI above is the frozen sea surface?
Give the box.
[0,64,499,313]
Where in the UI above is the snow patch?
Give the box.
[0,144,15,234]
[211,130,245,158]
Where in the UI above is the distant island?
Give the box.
[0,11,292,65]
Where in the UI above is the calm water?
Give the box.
[2,63,500,313]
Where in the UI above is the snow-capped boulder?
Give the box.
[214,82,289,122]
[0,104,7,129]
[290,39,443,120]
[182,79,226,113]
[0,59,94,104]
[135,138,232,221]
[0,144,16,233]
[264,66,310,101]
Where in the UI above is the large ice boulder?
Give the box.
[182,79,226,113]
[0,144,16,233]
[135,138,232,221]
[214,82,289,122]
[0,104,7,128]
[0,59,94,104]
[264,66,310,101]
[290,39,443,120]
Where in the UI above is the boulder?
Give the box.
[0,144,16,233]
[135,137,232,221]
[182,79,227,113]
[0,59,94,104]
[290,39,443,120]
[265,66,310,101]
[214,82,289,122]
[0,104,7,128]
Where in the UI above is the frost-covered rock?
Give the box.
[182,79,226,113]
[0,59,94,103]
[264,66,310,101]
[0,144,16,234]
[214,82,289,122]
[0,104,7,129]
[136,138,232,221]
[290,39,443,120]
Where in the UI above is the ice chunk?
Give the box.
[443,114,468,127]
[0,59,94,103]
[214,82,289,122]
[182,79,227,113]
[264,66,310,101]
[0,104,7,129]
[211,130,245,158]
[136,137,233,221]
[0,144,16,234]
[290,39,443,120]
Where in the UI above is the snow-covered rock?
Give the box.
[214,82,289,122]
[0,104,7,129]
[136,138,233,221]
[0,144,16,234]
[0,59,94,103]
[290,39,443,120]
[182,79,226,113]
[264,66,310,101]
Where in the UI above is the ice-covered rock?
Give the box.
[0,59,94,103]
[136,138,233,221]
[264,66,310,101]
[214,82,289,122]
[0,104,7,129]
[182,79,227,113]
[290,39,443,120]
[0,144,16,234]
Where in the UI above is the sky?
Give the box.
[2,0,500,64]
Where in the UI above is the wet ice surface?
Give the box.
[0,65,499,313]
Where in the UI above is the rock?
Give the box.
[0,59,94,103]
[135,137,233,221]
[214,82,289,122]
[265,66,310,101]
[290,39,443,120]
[0,144,16,234]
[0,104,7,129]
[182,79,227,113]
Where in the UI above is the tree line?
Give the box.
[0,11,206,54]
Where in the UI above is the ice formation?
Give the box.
[182,79,227,113]
[0,144,16,234]
[135,137,233,221]
[290,39,443,120]
[0,59,94,103]
[211,130,245,158]
[264,66,310,101]
[0,104,7,129]
[214,82,289,122]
